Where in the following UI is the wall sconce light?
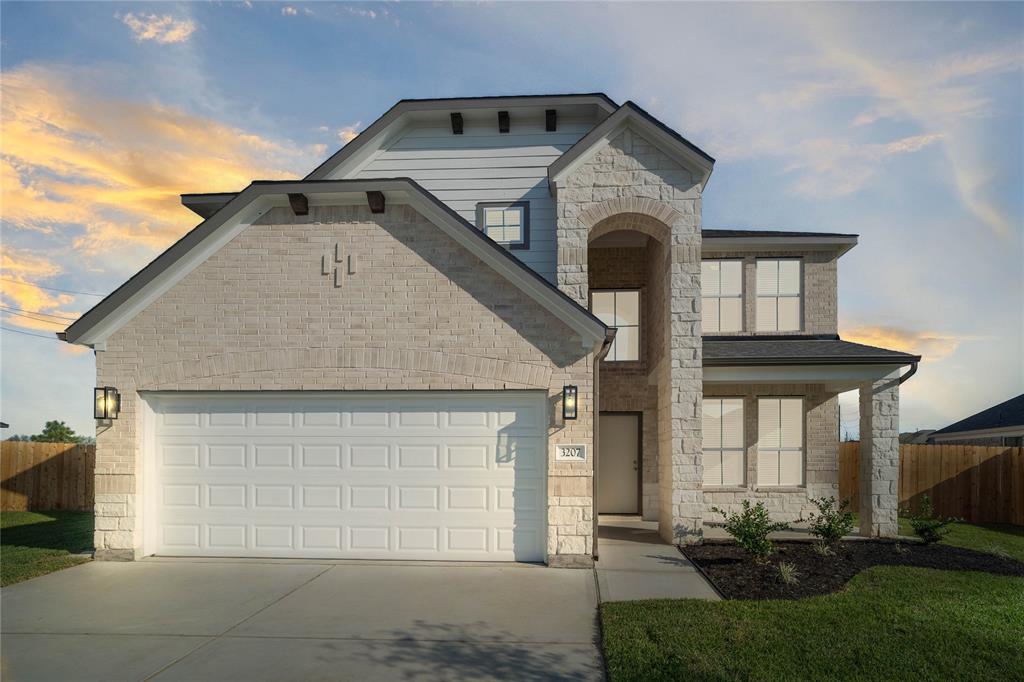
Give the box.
[94,386,120,420]
[562,385,578,421]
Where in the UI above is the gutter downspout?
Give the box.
[898,361,918,385]
[592,328,616,563]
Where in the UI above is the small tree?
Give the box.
[803,497,855,549]
[903,494,959,544]
[711,500,790,562]
[30,420,83,444]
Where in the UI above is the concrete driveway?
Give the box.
[1,559,603,681]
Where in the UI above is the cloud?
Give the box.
[841,325,965,363]
[1,64,314,261]
[117,13,196,44]
[0,248,79,333]
[337,122,362,144]
[281,6,298,16]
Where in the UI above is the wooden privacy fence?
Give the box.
[839,442,1024,525]
[1,442,95,512]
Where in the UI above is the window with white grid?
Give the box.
[756,259,801,331]
[702,398,745,486]
[757,398,804,486]
[590,290,640,362]
[701,260,743,332]
[477,203,528,248]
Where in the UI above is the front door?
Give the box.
[598,413,640,514]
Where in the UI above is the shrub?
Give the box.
[777,561,801,585]
[803,497,855,547]
[710,500,790,562]
[902,495,959,544]
[980,543,1012,560]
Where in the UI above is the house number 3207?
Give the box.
[556,444,587,461]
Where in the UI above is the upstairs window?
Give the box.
[703,398,745,486]
[476,202,529,249]
[757,398,804,486]
[591,290,640,361]
[701,260,743,332]
[756,259,801,331]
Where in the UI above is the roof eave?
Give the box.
[702,235,858,256]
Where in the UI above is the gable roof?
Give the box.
[930,394,1024,439]
[548,101,716,192]
[62,178,609,348]
[303,93,620,182]
[703,335,920,366]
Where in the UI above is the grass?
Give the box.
[898,518,1024,562]
[602,566,1024,681]
[602,522,1024,681]
[1,511,93,586]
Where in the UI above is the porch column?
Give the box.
[858,372,900,537]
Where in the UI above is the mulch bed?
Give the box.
[682,540,1024,600]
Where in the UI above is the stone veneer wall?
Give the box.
[93,203,596,564]
[859,372,900,537]
[702,383,840,522]
[700,250,838,336]
[555,127,704,543]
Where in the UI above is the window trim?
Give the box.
[702,397,746,488]
[756,396,805,488]
[590,288,642,363]
[701,258,744,333]
[475,201,530,250]
[755,258,804,332]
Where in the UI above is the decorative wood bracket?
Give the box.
[450,112,463,135]
[366,191,386,214]
[545,109,557,132]
[497,110,510,134]
[288,193,309,216]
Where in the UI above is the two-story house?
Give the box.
[62,94,919,566]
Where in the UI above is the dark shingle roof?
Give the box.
[703,336,920,366]
[931,394,1024,436]
[702,229,858,239]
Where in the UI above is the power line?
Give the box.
[0,277,106,297]
[0,305,78,322]
[0,310,66,326]
[1,326,61,340]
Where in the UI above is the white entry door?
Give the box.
[598,413,640,514]
[145,392,547,561]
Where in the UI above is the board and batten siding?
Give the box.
[349,118,596,281]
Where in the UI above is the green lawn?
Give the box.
[1,511,93,586]
[899,518,1024,562]
[602,523,1024,681]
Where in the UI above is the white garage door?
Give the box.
[145,392,547,561]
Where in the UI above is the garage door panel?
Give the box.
[148,393,547,561]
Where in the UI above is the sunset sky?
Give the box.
[1,2,1021,438]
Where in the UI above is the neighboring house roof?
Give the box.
[62,178,610,348]
[702,335,921,366]
[548,101,716,191]
[929,394,1024,442]
[303,93,620,182]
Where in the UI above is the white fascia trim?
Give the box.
[74,192,280,346]
[703,363,908,384]
[930,425,1024,443]
[73,181,606,348]
[549,111,714,193]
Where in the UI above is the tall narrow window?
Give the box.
[476,202,529,249]
[757,398,804,486]
[756,259,801,331]
[701,260,743,332]
[703,398,745,486]
[591,290,640,361]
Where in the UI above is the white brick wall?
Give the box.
[93,203,596,564]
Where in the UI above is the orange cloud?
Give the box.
[118,13,197,44]
[841,325,963,363]
[1,64,316,257]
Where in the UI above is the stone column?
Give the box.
[858,372,900,537]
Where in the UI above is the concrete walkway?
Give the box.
[594,516,720,601]
[1,559,604,681]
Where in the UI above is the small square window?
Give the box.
[476,202,529,249]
